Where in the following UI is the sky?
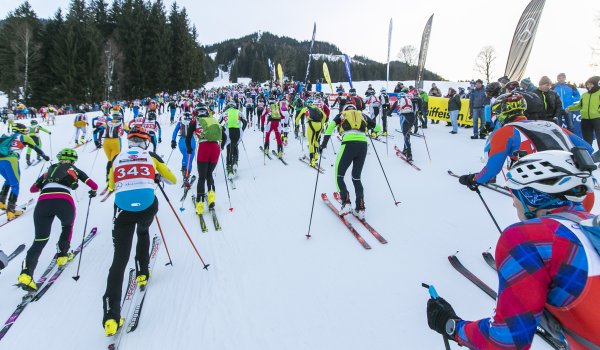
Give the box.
[2,0,599,84]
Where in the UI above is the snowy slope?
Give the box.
[0,97,586,349]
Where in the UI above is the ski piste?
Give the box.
[258,146,272,160]
[191,195,208,233]
[180,175,197,202]
[0,199,36,228]
[447,170,511,197]
[0,227,98,340]
[298,156,325,174]
[272,150,288,165]
[448,254,565,350]
[321,193,371,250]
[333,192,387,244]
[6,244,26,263]
[126,236,162,333]
[107,268,136,350]
[393,145,421,171]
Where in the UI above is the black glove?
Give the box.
[70,182,79,190]
[485,121,493,132]
[88,190,97,198]
[154,173,162,184]
[42,154,50,161]
[318,143,326,153]
[171,140,177,149]
[158,138,162,143]
[427,297,459,337]
[458,174,479,191]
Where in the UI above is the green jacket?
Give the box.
[569,89,600,120]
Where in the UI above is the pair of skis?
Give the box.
[0,228,98,340]
[447,170,511,197]
[448,253,566,350]
[191,195,221,233]
[393,145,421,171]
[0,244,26,271]
[180,175,197,202]
[321,193,387,250]
[298,156,325,174]
[0,198,36,228]
[259,146,288,165]
[107,236,162,350]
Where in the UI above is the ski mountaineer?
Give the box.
[331,91,348,112]
[102,126,176,336]
[389,90,417,161]
[92,111,108,149]
[458,92,595,211]
[244,96,255,128]
[262,97,284,158]
[295,99,328,166]
[319,104,376,218]
[427,149,600,350]
[142,111,162,153]
[379,88,390,136]
[25,120,51,166]
[278,97,292,146]
[17,149,98,291]
[168,99,178,124]
[186,104,222,215]
[0,123,50,220]
[292,97,306,138]
[255,94,266,130]
[219,102,247,177]
[102,112,126,186]
[171,111,195,179]
[73,113,88,145]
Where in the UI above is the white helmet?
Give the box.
[506,150,596,203]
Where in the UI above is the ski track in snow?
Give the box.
[1,82,592,349]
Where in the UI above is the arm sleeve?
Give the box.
[156,122,162,139]
[295,108,305,126]
[474,126,518,184]
[72,165,98,190]
[22,135,45,155]
[172,122,180,141]
[151,152,177,185]
[185,121,195,152]
[324,115,340,136]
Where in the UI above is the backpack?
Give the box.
[340,110,366,132]
[37,163,78,189]
[198,117,222,142]
[269,104,281,120]
[551,212,600,257]
[0,134,16,157]
[397,96,414,113]
[307,107,323,122]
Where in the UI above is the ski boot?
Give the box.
[17,270,37,291]
[310,153,318,167]
[0,186,8,210]
[232,162,238,176]
[80,136,86,144]
[56,251,75,267]
[382,131,388,137]
[207,191,216,209]
[277,144,283,159]
[104,319,124,337]
[6,194,23,221]
[263,143,269,155]
[339,192,352,216]
[26,154,31,166]
[196,194,206,214]
[353,197,366,220]
[136,274,148,287]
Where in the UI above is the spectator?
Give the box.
[419,89,429,128]
[306,80,312,92]
[498,75,510,94]
[519,77,536,92]
[394,82,404,93]
[447,88,461,134]
[553,73,579,131]
[458,87,467,99]
[567,76,600,149]
[364,84,375,97]
[428,83,442,97]
[469,79,487,139]
[535,76,562,123]
[316,79,322,93]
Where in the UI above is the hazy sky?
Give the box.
[2,0,599,84]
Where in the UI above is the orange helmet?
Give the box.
[128,125,151,140]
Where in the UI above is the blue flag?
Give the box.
[344,54,353,89]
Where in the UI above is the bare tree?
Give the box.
[474,46,496,84]
[397,45,417,66]
[10,21,40,101]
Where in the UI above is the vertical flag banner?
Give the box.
[304,22,317,84]
[344,54,353,89]
[504,0,546,81]
[277,63,283,85]
[386,18,393,90]
[323,62,333,93]
[415,14,434,90]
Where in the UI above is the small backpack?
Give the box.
[397,96,414,114]
[0,134,16,157]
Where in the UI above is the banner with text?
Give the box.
[426,96,472,126]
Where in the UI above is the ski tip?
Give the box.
[229,207,234,212]
[91,227,98,233]
[72,276,80,282]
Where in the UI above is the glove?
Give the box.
[70,182,79,190]
[154,173,162,184]
[318,143,326,153]
[42,154,50,161]
[49,132,52,135]
[427,297,459,337]
[484,121,493,132]
[88,190,97,198]
[458,174,479,191]
[171,140,176,149]
[158,138,162,143]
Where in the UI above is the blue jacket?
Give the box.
[316,82,322,93]
[554,82,581,109]
[469,87,487,109]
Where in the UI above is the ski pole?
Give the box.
[165,147,175,167]
[367,134,401,206]
[72,196,92,281]
[420,127,432,162]
[306,150,324,239]
[475,187,502,234]
[421,283,451,350]
[220,153,233,211]
[156,182,210,269]
[48,132,53,162]
[240,139,256,180]
[155,216,173,266]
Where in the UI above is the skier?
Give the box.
[319,104,375,218]
[365,94,382,137]
[219,102,247,177]
[293,97,306,138]
[364,84,376,97]
[428,150,600,350]
[255,94,266,130]
[142,111,162,153]
[278,97,292,146]
[47,105,57,126]
[347,88,365,111]
[102,126,176,336]
[458,92,595,211]
[92,111,108,149]
[17,149,98,291]
[389,91,417,161]
[244,94,255,127]
[171,111,195,179]
[331,91,348,111]
[262,97,284,159]
[0,123,50,220]
[73,113,88,145]
[168,98,178,124]
[294,99,327,166]
[185,105,222,215]
[379,88,390,136]
[102,112,125,186]
[25,120,51,166]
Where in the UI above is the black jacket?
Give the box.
[448,94,461,111]
[534,89,563,121]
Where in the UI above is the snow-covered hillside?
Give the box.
[0,90,589,349]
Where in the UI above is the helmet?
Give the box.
[111,111,122,119]
[491,93,526,125]
[12,123,28,134]
[183,111,192,119]
[401,87,409,93]
[505,81,520,92]
[195,106,210,117]
[227,102,236,109]
[485,82,502,98]
[57,148,78,162]
[506,150,595,206]
[127,125,151,149]
[349,88,357,96]
[380,88,387,93]
[343,104,356,111]
[31,120,38,126]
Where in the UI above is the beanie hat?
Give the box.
[585,76,600,86]
[539,76,552,86]
[520,77,532,86]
